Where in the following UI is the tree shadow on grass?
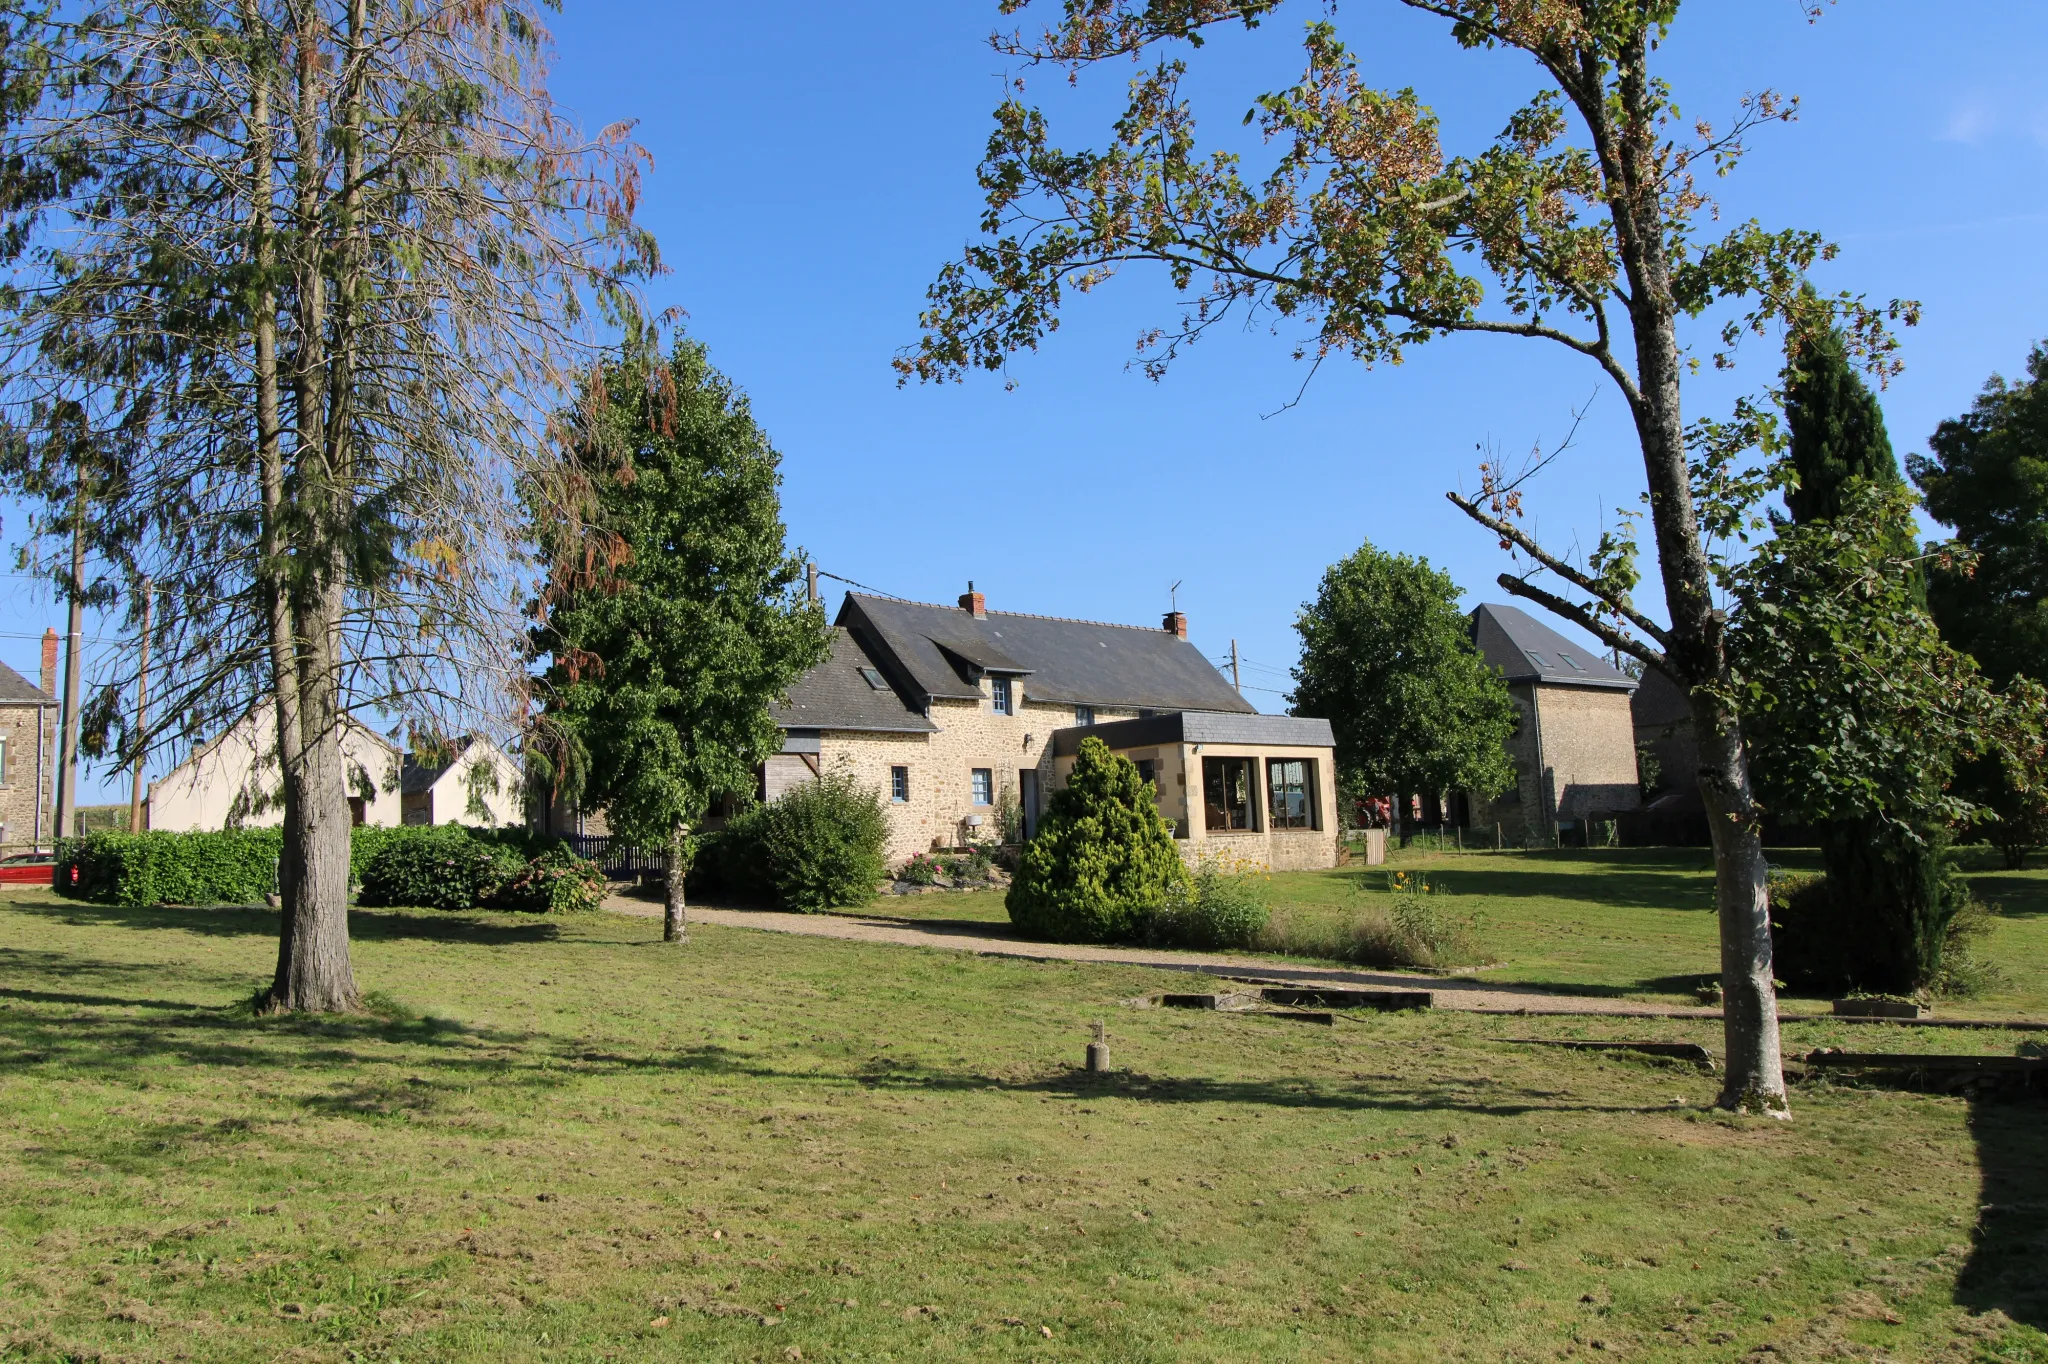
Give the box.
[7,899,565,945]
[1960,875,2048,919]
[1956,1093,2048,1332]
[1324,852,1721,913]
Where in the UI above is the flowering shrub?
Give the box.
[494,845,607,914]
[898,852,943,886]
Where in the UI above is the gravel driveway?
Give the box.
[604,896,1723,1019]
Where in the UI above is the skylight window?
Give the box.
[1524,650,1549,669]
[858,666,886,690]
[1557,651,1585,672]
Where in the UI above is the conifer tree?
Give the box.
[1738,326,1969,991]
[1008,737,1189,944]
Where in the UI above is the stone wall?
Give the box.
[1467,682,1640,842]
[817,679,1140,868]
[0,700,55,852]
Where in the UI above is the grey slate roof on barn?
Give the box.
[0,659,51,706]
[401,736,476,795]
[1471,603,1638,692]
[767,627,939,734]
[1051,710,1334,757]
[837,593,1254,714]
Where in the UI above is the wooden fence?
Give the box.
[564,834,668,879]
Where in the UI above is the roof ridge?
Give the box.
[847,591,1174,636]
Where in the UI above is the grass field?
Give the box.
[866,846,2048,1017]
[1,870,2045,1362]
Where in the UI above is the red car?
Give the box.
[0,853,57,886]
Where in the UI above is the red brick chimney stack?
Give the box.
[1162,610,1187,639]
[959,581,986,619]
[39,627,58,696]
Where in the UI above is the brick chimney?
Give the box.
[1162,610,1187,639]
[40,628,58,696]
[958,581,986,619]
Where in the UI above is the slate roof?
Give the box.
[836,593,1255,714]
[1051,710,1334,757]
[1471,603,1637,692]
[401,737,475,795]
[0,659,52,706]
[768,627,939,734]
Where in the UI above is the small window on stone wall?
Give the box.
[991,677,1012,715]
[1074,705,1094,726]
[891,766,909,803]
[971,768,993,806]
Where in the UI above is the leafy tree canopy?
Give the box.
[1910,342,2048,690]
[1289,542,1516,799]
[530,335,830,853]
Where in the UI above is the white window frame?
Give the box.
[971,768,993,806]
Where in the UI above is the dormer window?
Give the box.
[991,677,1012,715]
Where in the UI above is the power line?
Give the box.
[814,568,910,601]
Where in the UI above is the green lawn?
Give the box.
[863,846,2048,1017]
[1,883,2044,1361]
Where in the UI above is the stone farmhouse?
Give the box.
[147,705,522,832]
[767,588,1340,871]
[0,632,59,854]
[1463,602,1642,844]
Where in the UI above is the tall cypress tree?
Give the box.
[1757,324,1959,992]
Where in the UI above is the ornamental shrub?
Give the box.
[755,772,889,912]
[357,825,521,910]
[706,773,887,912]
[1007,736,1190,943]
[493,844,607,914]
[57,829,282,906]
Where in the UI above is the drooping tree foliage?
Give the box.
[1911,345,2048,868]
[0,1,656,1011]
[901,0,1918,1112]
[1007,736,1189,944]
[528,334,830,942]
[1738,327,1966,993]
[1289,542,1515,807]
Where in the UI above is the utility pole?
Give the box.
[1230,638,1241,695]
[128,579,153,833]
[54,476,85,839]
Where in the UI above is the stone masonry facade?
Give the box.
[1468,682,1640,843]
[816,685,1138,867]
[0,637,58,854]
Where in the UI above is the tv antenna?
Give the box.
[1169,579,1183,611]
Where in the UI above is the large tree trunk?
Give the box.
[1600,28,1787,1114]
[664,825,688,943]
[261,14,359,1014]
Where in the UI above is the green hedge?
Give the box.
[58,829,283,907]
[56,823,584,911]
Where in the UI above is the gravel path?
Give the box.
[604,896,1722,1019]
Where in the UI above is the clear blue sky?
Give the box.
[6,0,2046,801]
